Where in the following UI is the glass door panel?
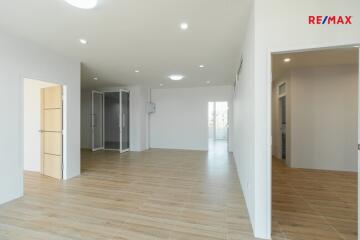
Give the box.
[121,91,130,152]
[92,91,104,151]
[104,92,120,150]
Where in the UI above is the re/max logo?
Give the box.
[308,16,352,24]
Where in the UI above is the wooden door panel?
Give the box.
[43,154,62,179]
[41,86,62,179]
[44,132,62,155]
[44,109,62,131]
[44,86,62,109]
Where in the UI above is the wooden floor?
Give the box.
[272,157,358,240]
[0,149,263,240]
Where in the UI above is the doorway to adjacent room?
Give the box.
[208,101,229,154]
[23,78,65,180]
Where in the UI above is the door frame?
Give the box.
[120,89,130,153]
[91,90,104,151]
[102,89,130,153]
[278,96,286,160]
[267,44,360,239]
[357,47,360,239]
[21,78,68,179]
[276,81,286,160]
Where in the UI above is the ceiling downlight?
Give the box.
[64,0,98,9]
[168,74,184,81]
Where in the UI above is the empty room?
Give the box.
[0,1,359,240]
[271,48,359,240]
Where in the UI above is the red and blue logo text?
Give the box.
[308,16,352,25]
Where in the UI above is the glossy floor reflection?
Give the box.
[272,157,357,240]
[208,139,228,156]
[0,149,262,240]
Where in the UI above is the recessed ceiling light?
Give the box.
[135,70,140,73]
[180,23,189,30]
[199,65,205,68]
[160,84,164,87]
[206,81,211,84]
[79,38,88,45]
[283,58,291,63]
[64,0,98,9]
[93,77,98,81]
[168,74,184,81]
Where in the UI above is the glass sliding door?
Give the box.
[104,92,120,150]
[208,101,229,140]
[208,102,215,140]
[120,90,130,152]
[215,102,228,140]
[92,91,104,151]
[208,101,229,153]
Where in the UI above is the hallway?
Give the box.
[272,158,357,240]
[1,150,257,240]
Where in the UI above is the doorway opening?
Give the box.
[92,90,130,153]
[208,101,229,154]
[23,78,65,180]
[104,92,120,150]
[270,47,359,239]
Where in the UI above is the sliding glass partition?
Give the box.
[104,92,120,150]
[92,91,104,151]
[121,91,130,152]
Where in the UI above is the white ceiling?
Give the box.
[0,0,251,89]
[272,47,359,79]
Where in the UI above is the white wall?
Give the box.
[23,79,56,172]
[272,65,358,172]
[233,6,256,229]
[130,86,150,152]
[290,65,358,171]
[82,85,231,153]
[150,86,233,151]
[0,31,81,205]
[234,0,360,238]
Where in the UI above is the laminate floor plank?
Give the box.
[0,149,256,240]
[272,157,357,240]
